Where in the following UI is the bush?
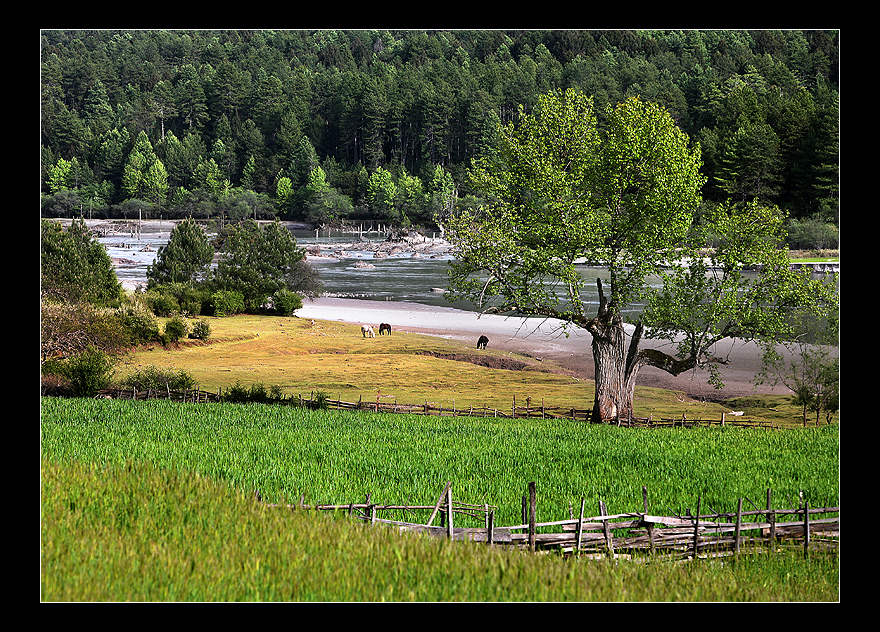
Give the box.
[149,282,211,316]
[210,290,245,317]
[119,366,196,392]
[164,316,188,343]
[189,319,211,340]
[223,381,250,403]
[41,373,72,396]
[786,218,839,250]
[63,346,115,397]
[146,291,180,317]
[42,301,133,360]
[117,307,160,344]
[272,288,303,316]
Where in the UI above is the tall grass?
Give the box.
[41,458,839,602]
[41,397,839,527]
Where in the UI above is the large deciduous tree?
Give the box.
[445,89,837,422]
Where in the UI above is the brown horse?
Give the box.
[378,323,392,336]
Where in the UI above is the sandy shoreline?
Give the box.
[297,297,792,402]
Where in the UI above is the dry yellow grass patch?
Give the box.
[117,314,736,419]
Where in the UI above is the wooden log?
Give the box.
[425,482,452,527]
[804,500,810,559]
[643,486,656,554]
[692,494,702,558]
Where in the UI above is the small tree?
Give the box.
[41,219,124,307]
[214,219,310,312]
[147,217,214,287]
[63,346,115,397]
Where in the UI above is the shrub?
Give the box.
[63,346,115,397]
[117,307,160,344]
[41,301,132,360]
[164,316,188,343]
[786,218,839,250]
[269,385,285,401]
[119,366,196,392]
[210,290,245,317]
[41,372,73,396]
[146,291,180,317]
[223,381,250,403]
[273,288,303,316]
[189,319,211,340]
[248,382,269,403]
[311,390,329,410]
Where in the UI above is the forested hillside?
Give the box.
[40,29,839,245]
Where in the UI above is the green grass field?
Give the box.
[41,456,839,602]
[41,313,840,601]
[41,397,839,524]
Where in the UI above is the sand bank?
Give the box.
[297,297,791,401]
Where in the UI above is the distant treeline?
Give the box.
[41,29,839,232]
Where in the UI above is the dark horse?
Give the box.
[379,323,392,336]
[477,335,489,349]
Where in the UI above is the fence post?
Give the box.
[765,488,774,549]
[734,497,743,553]
[528,482,537,553]
[541,398,545,419]
[600,499,614,557]
[803,500,810,559]
[692,494,702,559]
[576,496,586,559]
[488,510,495,546]
[521,495,528,525]
[721,412,726,426]
[513,394,516,419]
[446,485,454,539]
[642,485,655,554]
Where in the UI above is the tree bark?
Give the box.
[586,279,701,423]
[586,279,639,423]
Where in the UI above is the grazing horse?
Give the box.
[477,335,489,350]
[361,325,376,338]
[378,323,392,336]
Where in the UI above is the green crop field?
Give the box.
[41,456,839,602]
[41,397,839,526]
[40,397,840,601]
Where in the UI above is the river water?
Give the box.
[102,228,654,318]
[96,222,833,332]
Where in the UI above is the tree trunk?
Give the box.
[586,278,698,423]
[587,279,640,423]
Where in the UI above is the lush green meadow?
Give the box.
[41,457,839,602]
[41,397,839,526]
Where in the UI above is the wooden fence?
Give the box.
[95,387,779,429]
[262,482,839,561]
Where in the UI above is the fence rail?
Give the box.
[93,388,782,429]
[260,481,838,561]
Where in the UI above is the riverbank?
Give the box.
[296,297,794,402]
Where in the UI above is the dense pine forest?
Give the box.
[40,29,839,247]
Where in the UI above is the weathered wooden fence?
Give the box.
[95,388,780,429]
[262,482,839,561]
